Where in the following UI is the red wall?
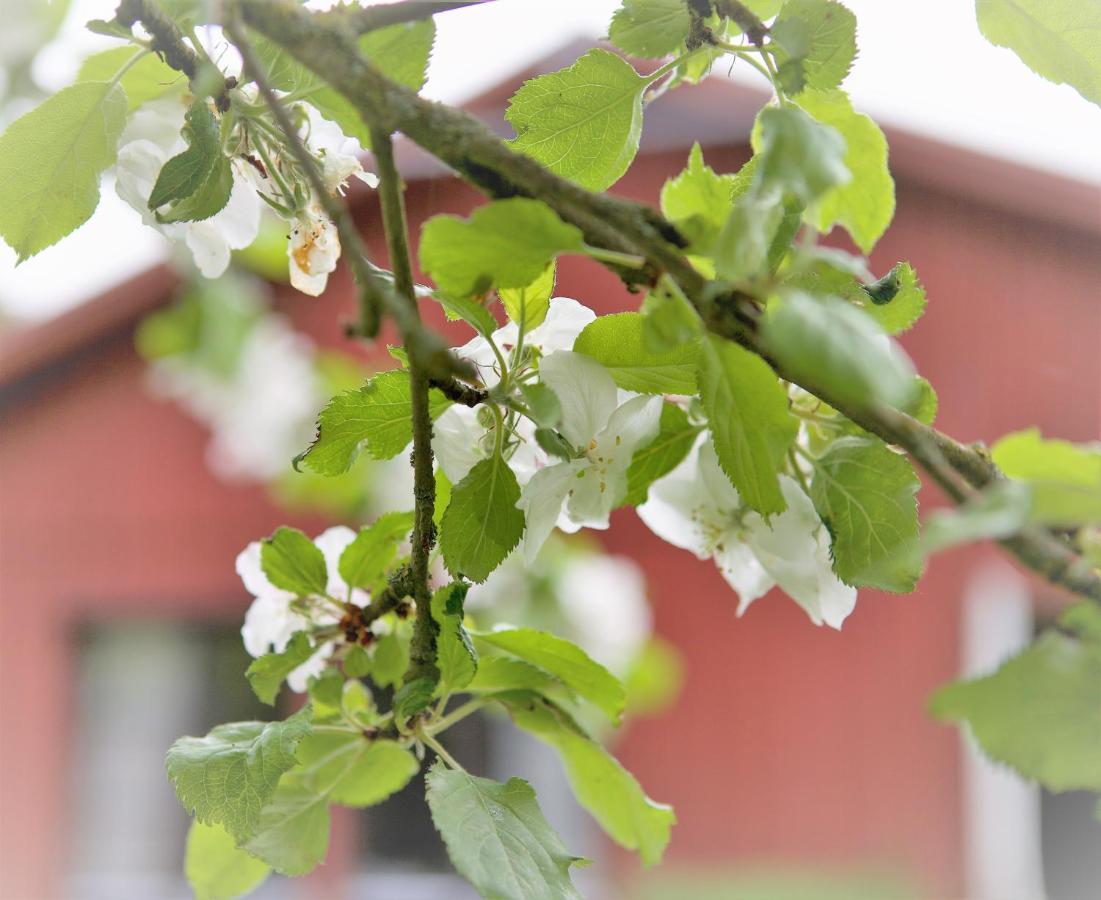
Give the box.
[1,143,1097,899]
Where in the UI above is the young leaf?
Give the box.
[714,190,788,281]
[433,292,498,336]
[975,0,1101,107]
[338,511,415,592]
[76,46,180,110]
[298,370,452,475]
[149,98,232,224]
[260,527,329,597]
[477,627,626,724]
[573,312,698,394]
[371,628,411,689]
[241,773,330,876]
[624,402,701,506]
[185,821,271,900]
[393,676,436,722]
[931,605,1101,792]
[419,198,584,297]
[762,291,917,413]
[166,709,313,841]
[698,335,798,515]
[609,0,692,59]
[660,143,738,252]
[246,631,316,705]
[464,655,559,696]
[507,48,645,191]
[0,82,128,261]
[439,453,525,582]
[809,436,922,592]
[858,262,927,334]
[295,733,419,806]
[431,582,478,696]
[499,261,555,331]
[991,429,1101,526]
[753,105,850,205]
[770,0,857,94]
[640,282,703,352]
[796,89,894,254]
[505,696,675,867]
[426,763,587,900]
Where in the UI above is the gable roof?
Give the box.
[2,40,1097,394]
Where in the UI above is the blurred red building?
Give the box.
[1,51,1099,900]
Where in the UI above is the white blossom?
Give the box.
[115,98,261,278]
[637,438,856,629]
[288,202,341,296]
[517,351,661,561]
[236,525,366,692]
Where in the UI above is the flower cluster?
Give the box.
[115,95,375,295]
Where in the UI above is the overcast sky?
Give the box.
[1,0,1098,321]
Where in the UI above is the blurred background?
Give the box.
[1,1,1099,898]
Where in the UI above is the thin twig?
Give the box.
[324,0,494,34]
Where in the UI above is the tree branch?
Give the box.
[322,0,494,34]
[233,0,1101,604]
[369,124,441,685]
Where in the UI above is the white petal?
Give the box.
[516,460,586,562]
[715,541,774,615]
[213,170,262,249]
[115,140,167,227]
[539,351,618,448]
[236,542,279,598]
[314,525,358,597]
[526,297,596,353]
[559,554,652,674]
[288,209,340,296]
[432,406,488,484]
[286,642,333,693]
[240,593,305,658]
[811,529,858,629]
[744,476,855,628]
[636,437,726,558]
[454,334,502,388]
[599,394,662,457]
[184,221,232,278]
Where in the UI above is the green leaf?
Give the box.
[931,605,1101,792]
[505,696,675,866]
[296,732,419,806]
[753,105,850,205]
[975,0,1101,107]
[858,262,927,334]
[762,291,917,412]
[573,312,698,394]
[912,375,938,425]
[253,20,434,146]
[609,0,692,58]
[499,261,555,331]
[76,46,180,109]
[464,655,559,695]
[660,143,738,253]
[992,429,1101,526]
[0,82,128,261]
[344,644,371,678]
[260,527,329,596]
[439,453,525,583]
[796,89,894,253]
[478,627,626,724]
[241,773,330,876]
[394,676,436,722]
[434,292,498,336]
[149,98,232,223]
[246,631,316,706]
[770,0,857,94]
[298,370,452,474]
[426,763,587,900]
[166,708,312,841]
[922,480,1032,553]
[185,821,271,900]
[420,198,584,297]
[518,382,563,428]
[507,48,645,191]
[624,402,701,506]
[640,282,703,353]
[371,627,411,689]
[431,582,478,696]
[338,511,415,592]
[698,335,798,515]
[714,188,788,281]
[809,436,922,592]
